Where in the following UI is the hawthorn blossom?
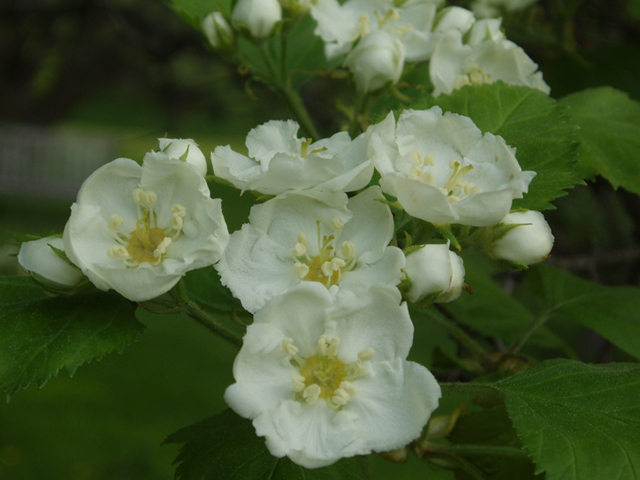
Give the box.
[430,19,550,96]
[368,107,536,226]
[489,210,554,265]
[216,186,405,313]
[225,282,441,468]
[211,119,373,195]
[17,237,84,288]
[403,243,465,303]
[158,138,208,177]
[231,0,282,39]
[63,152,229,301]
[311,0,452,62]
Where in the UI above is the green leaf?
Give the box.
[494,359,640,480]
[450,406,541,480]
[165,409,369,480]
[169,0,231,25]
[519,264,640,361]
[420,82,581,211]
[559,87,640,194]
[182,267,244,314]
[0,276,144,400]
[443,253,571,352]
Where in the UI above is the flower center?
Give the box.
[409,150,482,203]
[106,188,187,267]
[291,220,358,287]
[283,335,374,409]
[454,64,492,90]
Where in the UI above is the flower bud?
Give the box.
[432,6,475,34]
[158,138,208,176]
[344,30,405,93]
[17,237,84,289]
[231,0,282,40]
[403,243,465,304]
[201,12,235,49]
[490,210,554,266]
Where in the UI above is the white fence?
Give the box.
[0,125,117,199]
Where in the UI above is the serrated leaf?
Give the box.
[0,276,144,400]
[494,359,640,480]
[559,87,640,195]
[419,82,581,211]
[519,264,640,361]
[165,409,369,480]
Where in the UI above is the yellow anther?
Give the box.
[171,213,184,231]
[303,384,322,404]
[331,217,344,230]
[153,237,172,258]
[327,337,340,357]
[331,388,351,406]
[171,204,186,217]
[293,262,310,279]
[293,242,307,257]
[411,149,423,166]
[282,337,299,356]
[107,245,130,259]
[133,188,144,204]
[108,214,124,231]
[358,348,375,362]
[292,374,306,392]
[356,13,371,37]
[297,231,308,246]
[341,241,356,259]
[340,381,357,397]
[423,153,435,166]
[421,171,435,185]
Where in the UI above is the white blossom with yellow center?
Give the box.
[211,119,373,196]
[225,282,442,469]
[430,19,550,97]
[216,186,405,313]
[63,152,229,301]
[368,107,537,226]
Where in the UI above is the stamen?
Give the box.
[412,149,423,167]
[282,338,299,356]
[153,237,172,258]
[292,374,306,392]
[331,387,351,406]
[358,348,375,362]
[303,384,322,404]
[321,261,334,278]
[293,262,309,279]
[331,217,344,230]
[171,214,184,231]
[293,242,307,257]
[171,204,186,217]
[317,335,329,356]
[340,381,357,397]
[133,188,144,204]
[356,13,371,37]
[423,153,435,166]
[107,245,130,259]
[327,337,340,357]
[341,241,356,259]
[108,214,124,231]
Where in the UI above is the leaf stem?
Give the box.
[428,305,488,358]
[506,313,551,355]
[171,280,243,349]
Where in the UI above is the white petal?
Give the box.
[345,359,441,453]
[211,145,262,191]
[328,284,413,363]
[246,120,301,166]
[341,246,405,291]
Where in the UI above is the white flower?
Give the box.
[368,107,536,227]
[344,30,405,92]
[311,0,445,62]
[216,186,405,313]
[211,119,373,195]
[489,210,554,265]
[231,0,282,39]
[158,138,208,177]
[225,282,441,468]
[63,153,229,301]
[430,19,550,97]
[403,243,465,303]
[17,237,84,288]
[201,11,234,49]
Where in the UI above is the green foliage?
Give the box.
[494,359,640,480]
[418,82,581,211]
[0,276,144,400]
[169,0,232,24]
[183,267,244,314]
[518,264,640,361]
[450,406,541,480]
[443,254,573,353]
[165,409,369,480]
[559,87,640,194]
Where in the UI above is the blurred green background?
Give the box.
[1,0,640,478]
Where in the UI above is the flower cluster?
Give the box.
[17,0,557,470]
